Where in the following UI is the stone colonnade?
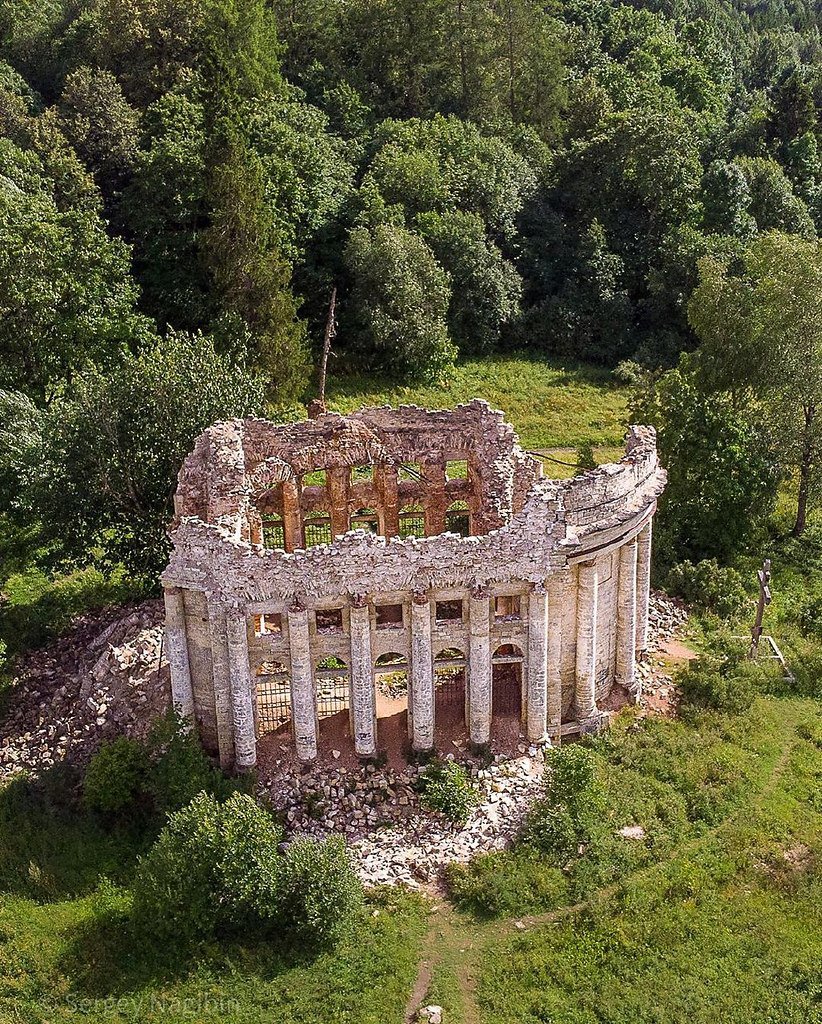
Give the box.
[165,522,654,770]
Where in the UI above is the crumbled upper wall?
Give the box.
[172,400,539,534]
[164,407,665,604]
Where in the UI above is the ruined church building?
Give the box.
[162,402,666,770]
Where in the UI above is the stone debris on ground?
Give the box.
[0,600,170,785]
[636,589,689,713]
[0,588,688,884]
[260,744,545,888]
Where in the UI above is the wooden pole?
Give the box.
[749,558,772,659]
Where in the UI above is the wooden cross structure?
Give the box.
[748,558,772,660]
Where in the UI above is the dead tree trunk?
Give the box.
[317,286,337,412]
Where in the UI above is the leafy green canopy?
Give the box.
[689,232,822,536]
[7,330,266,580]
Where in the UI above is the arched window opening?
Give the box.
[262,512,285,549]
[493,643,524,662]
[446,459,469,481]
[315,656,350,720]
[304,509,333,547]
[351,507,380,533]
[351,465,373,484]
[374,651,408,744]
[445,500,471,537]
[256,661,291,735]
[399,503,425,539]
[375,651,408,700]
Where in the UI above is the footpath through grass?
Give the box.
[324,352,630,451]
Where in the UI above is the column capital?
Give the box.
[350,592,369,609]
[471,583,490,600]
[412,590,430,606]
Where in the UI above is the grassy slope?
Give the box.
[2,696,820,1023]
[422,697,822,1024]
[323,352,630,452]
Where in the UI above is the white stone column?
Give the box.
[288,604,317,761]
[226,609,257,769]
[349,599,377,757]
[574,561,599,722]
[410,594,435,752]
[469,589,491,747]
[546,573,566,739]
[636,519,653,655]
[207,598,235,769]
[163,587,195,726]
[616,539,639,694]
[527,585,548,742]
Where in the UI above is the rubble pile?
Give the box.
[260,746,544,886]
[0,600,170,784]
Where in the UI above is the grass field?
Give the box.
[1,693,819,1024]
[323,352,631,452]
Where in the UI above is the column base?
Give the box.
[408,746,436,765]
[577,711,607,735]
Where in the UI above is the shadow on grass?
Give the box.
[60,902,339,999]
[0,763,148,900]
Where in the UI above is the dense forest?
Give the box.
[0,0,820,585]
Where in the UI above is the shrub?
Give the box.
[416,760,477,825]
[445,850,569,918]
[678,652,776,714]
[144,711,219,815]
[785,641,822,699]
[544,744,597,806]
[576,442,597,471]
[83,737,148,814]
[521,745,601,861]
[133,791,226,943]
[276,836,363,948]
[666,559,747,619]
[133,792,361,948]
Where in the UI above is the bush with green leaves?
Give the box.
[783,641,822,700]
[143,711,223,815]
[83,736,148,815]
[677,650,776,715]
[275,836,364,948]
[416,759,477,825]
[133,791,361,948]
[133,791,240,943]
[82,711,240,823]
[522,745,601,862]
[666,559,748,619]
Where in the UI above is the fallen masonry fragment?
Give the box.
[163,401,667,770]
